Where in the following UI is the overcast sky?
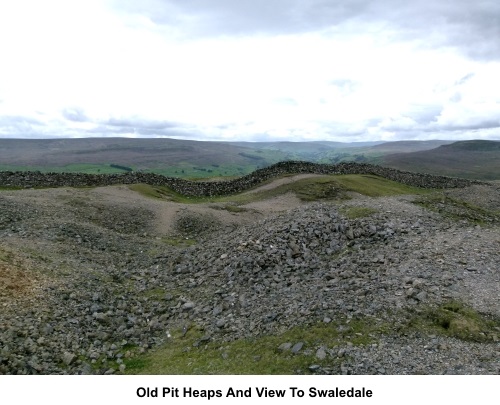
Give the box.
[1,0,499,142]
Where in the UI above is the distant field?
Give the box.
[0,163,129,174]
[0,161,277,179]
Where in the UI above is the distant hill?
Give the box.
[227,140,383,151]
[371,140,453,153]
[0,137,289,177]
[1,137,499,180]
[382,140,500,180]
[0,138,388,177]
[439,139,500,151]
[0,137,267,166]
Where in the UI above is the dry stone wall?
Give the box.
[0,161,482,195]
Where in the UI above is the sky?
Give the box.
[0,0,499,142]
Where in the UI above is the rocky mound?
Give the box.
[0,175,498,375]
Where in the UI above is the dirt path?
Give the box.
[241,173,331,194]
[88,184,309,236]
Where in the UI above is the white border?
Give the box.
[2,375,498,405]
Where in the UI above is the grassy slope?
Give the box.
[370,140,453,153]
[382,140,500,180]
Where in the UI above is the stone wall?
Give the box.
[0,161,483,196]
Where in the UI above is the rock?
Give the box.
[93,312,108,323]
[62,352,76,366]
[182,302,195,310]
[291,342,304,354]
[264,313,278,323]
[316,347,327,360]
[415,291,428,301]
[212,306,223,316]
[278,343,292,352]
[80,363,94,375]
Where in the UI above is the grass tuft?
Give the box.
[162,237,197,247]
[332,175,432,197]
[409,301,500,343]
[340,206,378,219]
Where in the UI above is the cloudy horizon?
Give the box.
[1,0,499,142]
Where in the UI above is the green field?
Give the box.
[0,163,131,174]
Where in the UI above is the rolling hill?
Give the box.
[382,140,500,180]
[0,137,289,177]
[370,140,453,153]
[1,138,499,180]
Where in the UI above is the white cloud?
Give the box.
[0,0,499,141]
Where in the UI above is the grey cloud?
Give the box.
[86,126,190,137]
[432,120,500,132]
[89,116,196,137]
[112,1,500,60]
[403,104,443,125]
[455,73,475,86]
[112,0,370,36]
[0,115,46,137]
[365,1,500,61]
[329,79,358,87]
[61,111,187,136]
[104,117,180,130]
[246,133,279,142]
[376,113,500,136]
[62,107,89,122]
[444,3,500,61]
[0,115,43,125]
